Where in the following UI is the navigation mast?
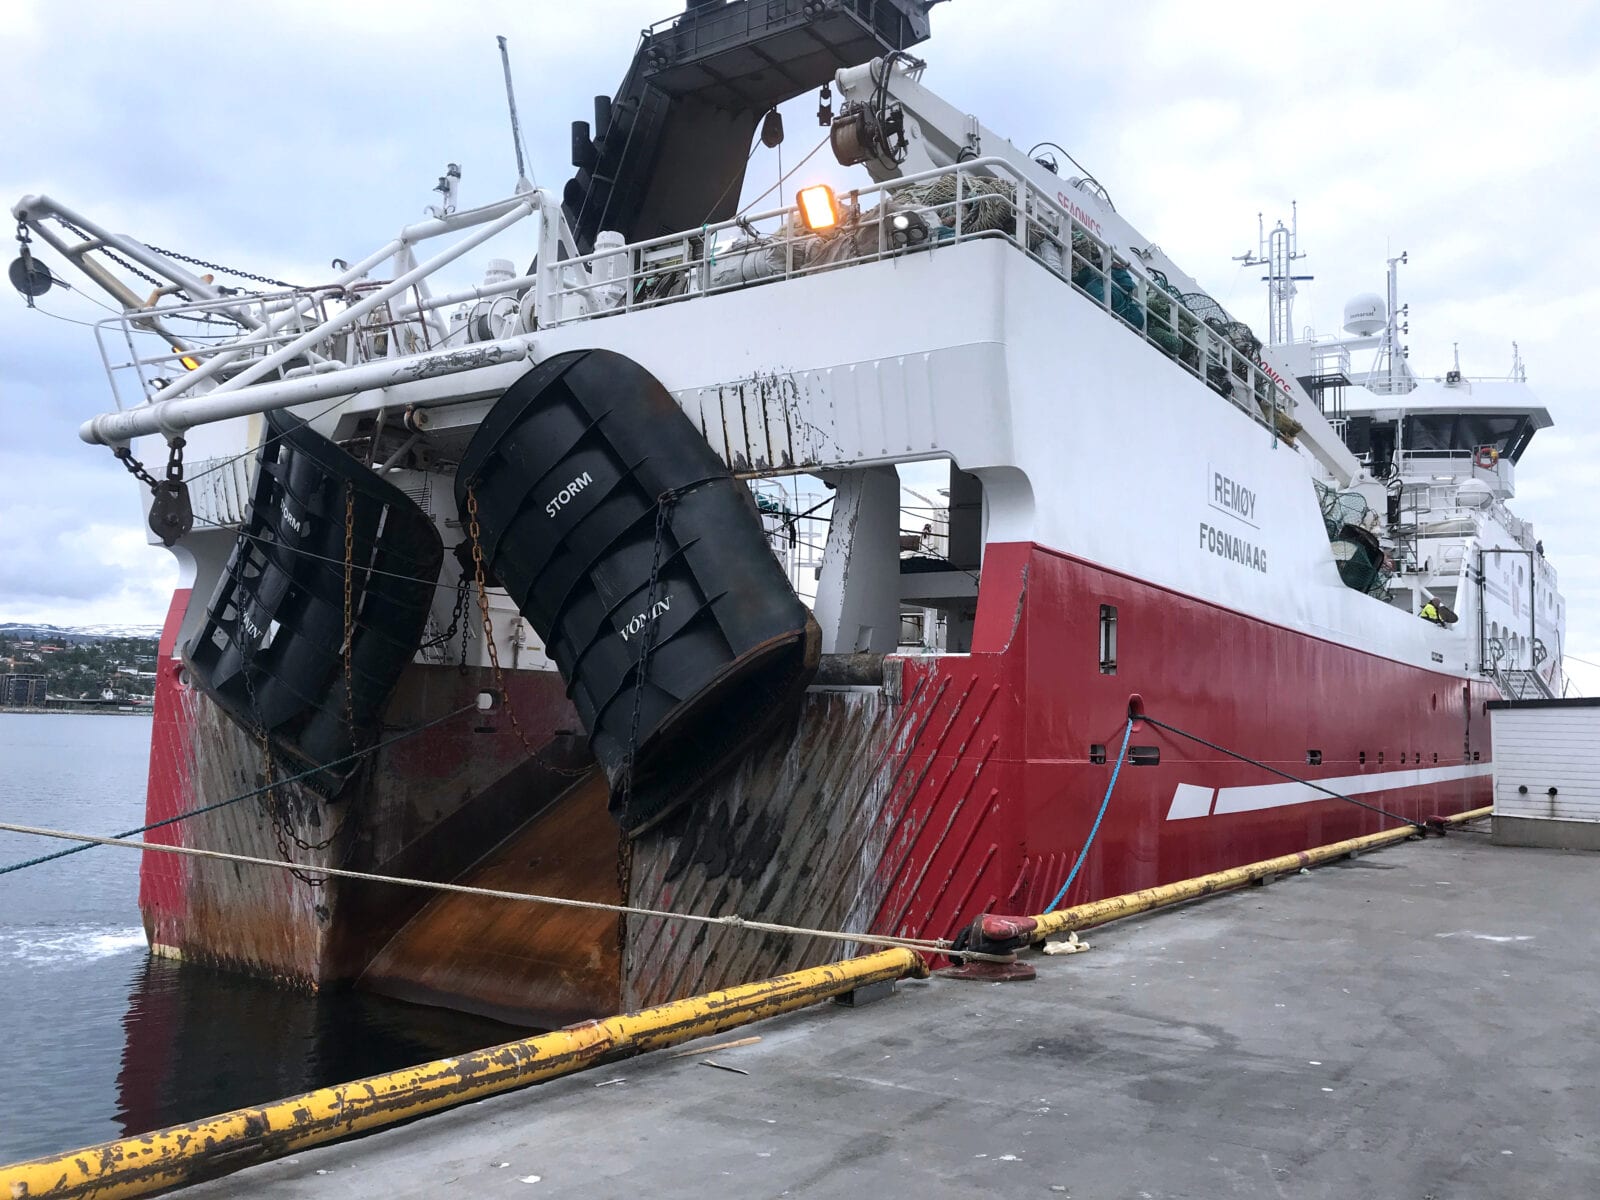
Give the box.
[1235,202,1312,346]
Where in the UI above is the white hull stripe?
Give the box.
[1166,762,1494,820]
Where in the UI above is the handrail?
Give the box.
[70,159,1288,446]
[536,156,1290,440]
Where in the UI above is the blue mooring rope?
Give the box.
[1043,717,1135,913]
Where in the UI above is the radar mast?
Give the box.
[1235,202,1312,346]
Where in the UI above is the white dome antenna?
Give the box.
[1343,293,1385,336]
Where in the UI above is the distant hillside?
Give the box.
[0,622,163,643]
[1,626,161,701]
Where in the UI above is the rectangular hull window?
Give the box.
[1099,604,1118,674]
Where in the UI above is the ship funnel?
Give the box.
[1343,292,1386,336]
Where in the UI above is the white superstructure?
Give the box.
[11,44,1567,705]
[1271,250,1565,697]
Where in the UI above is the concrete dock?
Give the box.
[183,836,1599,1199]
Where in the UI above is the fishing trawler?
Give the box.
[9,0,1566,1024]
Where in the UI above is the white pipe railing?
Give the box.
[79,337,532,445]
[68,160,1284,448]
[534,156,1287,439]
[209,200,531,398]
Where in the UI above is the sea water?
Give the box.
[0,713,523,1163]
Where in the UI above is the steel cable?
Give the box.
[1141,714,1426,830]
[0,820,972,959]
[0,702,477,876]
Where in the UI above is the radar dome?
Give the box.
[1456,478,1493,508]
[1343,293,1386,336]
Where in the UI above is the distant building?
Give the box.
[1,674,47,707]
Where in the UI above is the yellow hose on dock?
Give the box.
[1028,806,1492,941]
[2,948,925,1200]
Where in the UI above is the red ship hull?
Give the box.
[866,542,1493,946]
[138,540,1495,1020]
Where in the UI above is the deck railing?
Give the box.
[67,161,1290,445]
[538,157,1292,440]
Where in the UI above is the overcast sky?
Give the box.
[1,0,1595,688]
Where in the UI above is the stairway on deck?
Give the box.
[1498,668,1556,701]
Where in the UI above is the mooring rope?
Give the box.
[0,819,967,959]
[0,703,478,876]
[1043,717,1134,913]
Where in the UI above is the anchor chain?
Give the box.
[621,488,680,808]
[612,487,679,945]
[113,437,193,547]
[56,218,163,289]
[145,244,302,291]
[419,572,472,674]
[465,486,536,759]
[463,487,588,779]
[237,621,330,887]
[342,483,356,740]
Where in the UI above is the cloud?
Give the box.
[1,0,1596,693]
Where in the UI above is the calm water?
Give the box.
[0,713,524,1163]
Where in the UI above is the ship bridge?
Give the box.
[1337,379,1553,499]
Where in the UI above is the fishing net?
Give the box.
[1313,494,1393,597]
[893,173,1017,233]
[1314,484,1370,539]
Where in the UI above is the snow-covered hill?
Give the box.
[0,622,163,643]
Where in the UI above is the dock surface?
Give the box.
[182,837,1599,1199]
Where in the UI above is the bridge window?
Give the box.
[1402,413,1532,461]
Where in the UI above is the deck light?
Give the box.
[797,184,840,232]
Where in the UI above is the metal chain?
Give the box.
[463,487,588,779]
[615,827,634,969]
[112,445,162,491]
[57,218,163,289]
[609,487,678,952]
[466,486,537,759]
[342,484,356,741]
[419,572,470,663]
[146,243,302,291]
[14,220,38,309]
[52,217,299,292]
[110,436,185,493]
[237,626,329,886]
[226,491,332,884]
[622,489,680,808]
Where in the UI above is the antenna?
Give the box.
[497,35,534,194]
[1233,200,1312,346]
[1377,250,1409,393]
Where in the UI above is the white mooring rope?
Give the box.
[0,820,965,959]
